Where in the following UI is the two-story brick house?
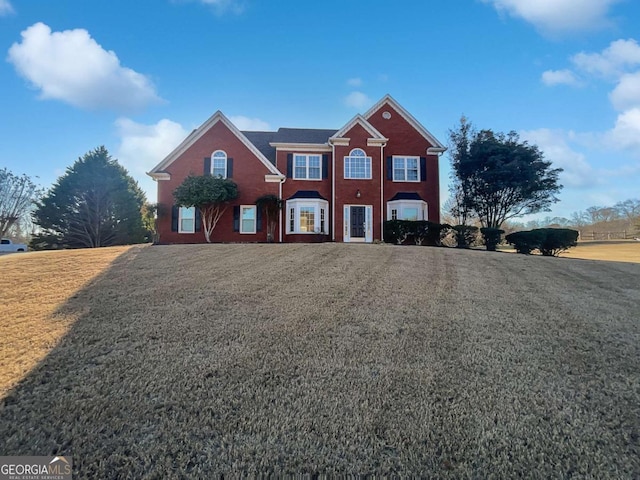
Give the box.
[148,94,446,243]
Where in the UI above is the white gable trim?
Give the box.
[147,111,282,177]
[363,94,446,151]
[330,114,388,143]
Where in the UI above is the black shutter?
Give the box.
[386,157,393,180]
[204,157,211,175]
[322,154,329,179]
[233,206,240,232]
[227,158,233,178]
[287,153,293,178]
[171,205,179,232]
[256,206,262,232]
[195,208,201,232]
[420,157,427,181]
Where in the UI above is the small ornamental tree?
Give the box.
[256,194,282,243]
[173,175,238,243]
[141,203,159,243]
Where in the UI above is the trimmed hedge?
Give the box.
[505,228,579,256]
[383,220,450,246]
[452,225,478,249]
[480,227,505,251]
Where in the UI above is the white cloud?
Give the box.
[115,118,188,201]
[7,22,162,111]
[483,0,619,34]
[344,91,372,109]
[541,69,581,87]
[521,128,598,187]
[228,115,271,131]
[572,39,640,78]
[347,78,363,87]
[0,0,14,15]
[605,108,640,152]
[609,71,640,111]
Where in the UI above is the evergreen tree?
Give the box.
[32,146,147,249]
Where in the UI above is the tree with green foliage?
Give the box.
[0,168,43,238]
[173,175,238,243]
[141,202,159,243]
[449,118,563,228]
[32,146,147,249]
[255,194,282,243]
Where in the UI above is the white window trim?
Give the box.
[392,155,420,183]
[286,199,329,234]
[387,200,428,221]
[293,153,322,181]
[344,148,372,180]
[178,206,196,233]
[239,205,257,234]
[212,150,228,178]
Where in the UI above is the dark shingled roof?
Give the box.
[241,128,338,166]
[389,192,424,201]
[241,131,278,165]
[287,190,328,200]
[273,128,338,144]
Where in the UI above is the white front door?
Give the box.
[343,205,373,243]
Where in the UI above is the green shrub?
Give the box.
[538,228,579,256]
[505,228,579,256]
[480,227,505,251]
[452,225,478,248]
[383,221,450,246]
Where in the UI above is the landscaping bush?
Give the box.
[506,228,579,256]
[383,221,450,246]
[480,227,505,251]
[452,225,478,248]
[538,228,579,256]
[384,220,411,245]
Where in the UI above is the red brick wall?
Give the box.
[156,121,279,243]
[334,123,383,242]
[278,148,333,242]
[367,103,441,223]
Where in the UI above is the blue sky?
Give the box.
[1,0,639,220]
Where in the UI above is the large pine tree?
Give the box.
[32,146,147,249]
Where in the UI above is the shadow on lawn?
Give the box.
[0,246,167,476]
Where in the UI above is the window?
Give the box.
[344,148,371,179]
[240,205,256,234]
[300,207,315,232]
[294,154,321,180]
[387,201,427,221]
[393,156,419,182]
[179,206,195,233]
[212,150,227,178]
[286,199,329,234]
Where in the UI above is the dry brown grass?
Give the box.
[0,246,137,396]
[0,244,638,477]
[560,240,640,263]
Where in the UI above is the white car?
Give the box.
[0,238,28,252]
